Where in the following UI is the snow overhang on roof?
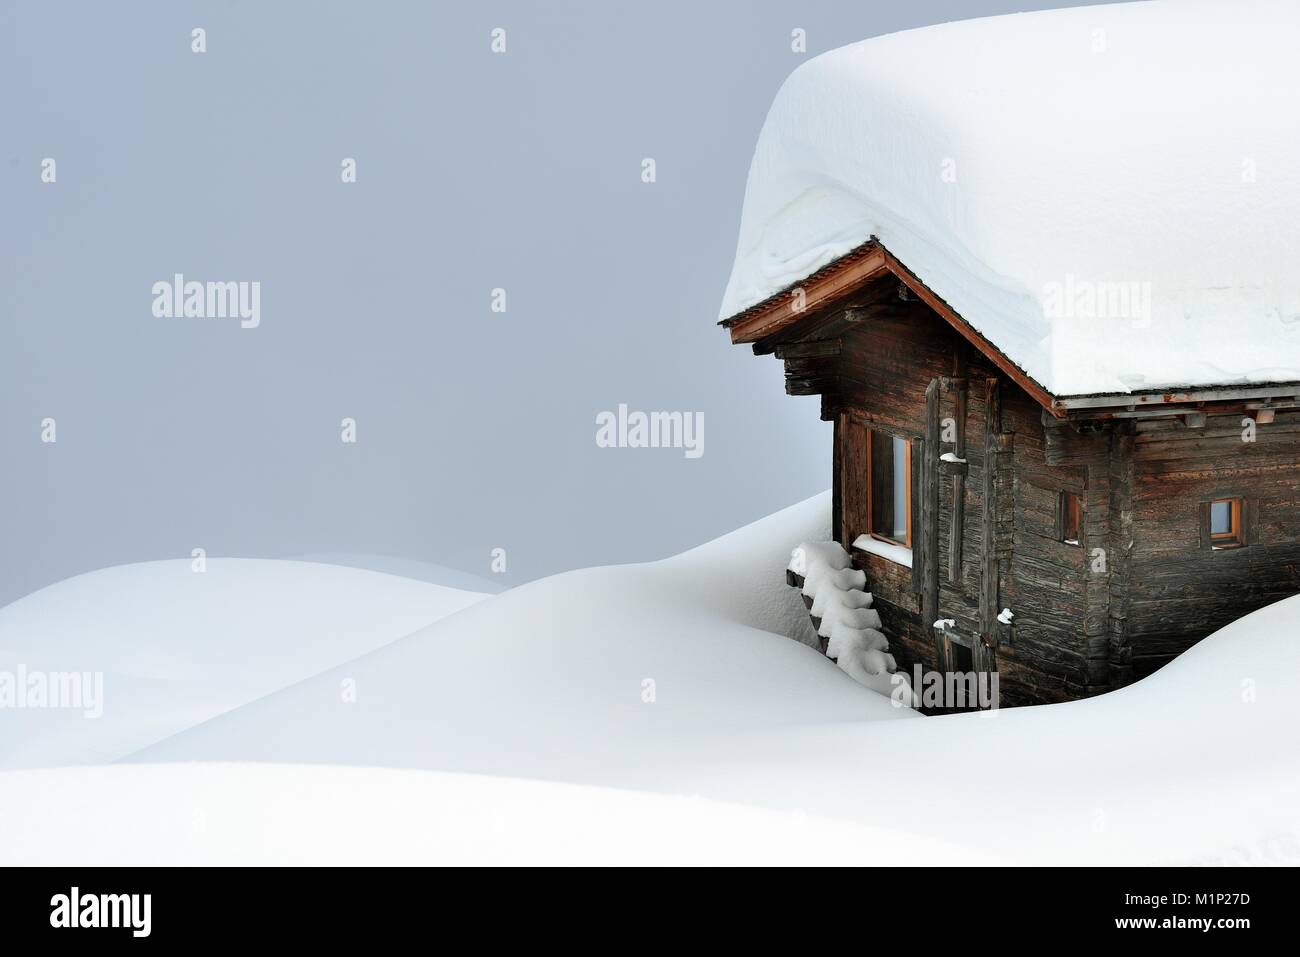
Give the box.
[718,0,1300,403]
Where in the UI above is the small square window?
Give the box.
[1058,491,1081,546]
[1209,497,1244,548]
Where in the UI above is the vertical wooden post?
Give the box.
[910,437,923,594]
[1108,428,1135,688]
[979,378,1001,646]
[922,378,942,668]
[832,413,843,546]
[840,417,869,549]
[947,378,968,584]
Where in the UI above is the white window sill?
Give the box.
[852,534,914,569]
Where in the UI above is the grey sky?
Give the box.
[1,0,1113,604]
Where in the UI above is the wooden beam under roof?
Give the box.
[723,239,1061,417]
[1052,383,1300,414]
[728,237,1300,421]
[722,238,1300,422]
[726,245,888,345]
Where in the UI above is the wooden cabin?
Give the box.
[722,240,1300,708]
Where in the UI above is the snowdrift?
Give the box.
[0,559,487,768]
[126,494,1300,864]
[0,763,998,866]
[3,493,1298,864]
[126,493,913,779]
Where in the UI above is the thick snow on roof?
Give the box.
[720,0,1300,396]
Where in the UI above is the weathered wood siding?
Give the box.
[827,304,1104,706]
[830,303,949,675]
[776,286,1300,707]
[996,399,1110,704]
[1126,411,1300,676]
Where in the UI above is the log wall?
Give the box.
[827,303,1102,706]
[1126,410,1300,676]
[769,286,1300,706]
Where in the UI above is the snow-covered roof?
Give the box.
[719,0,1300,398]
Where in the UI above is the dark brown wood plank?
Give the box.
[980,377,1002,644]
[922,378,942,663]
[947,373,968,584]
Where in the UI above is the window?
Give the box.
[867,431,912,547]
[1058,491,1081,546]
[948,637,974,675]
[1209,497,1244,548]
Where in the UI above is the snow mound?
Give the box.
[125,494,915,777]
[789,542,916,705]
[0,559,488,768]
[5,494,1300,863]
[288,551,505,593]
[720,0,1300,396]
[0,763,1000,866]
[110,537,1300,863]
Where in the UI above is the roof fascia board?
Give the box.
[724,240,1061,416]
[721,242,1299,422]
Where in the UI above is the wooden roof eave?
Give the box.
[721,240,1062,417]
[1052,383,1300,414]
[721,241,1300,423]
[1052,385,1300,425]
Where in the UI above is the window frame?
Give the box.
[1057,491,1082,546]
[1208,497,1245,549]
[865,430,913,549]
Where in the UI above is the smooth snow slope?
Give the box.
[0,559,487,768]
[6,493,1297,863]
[288,551,505,593]
[127,493,1300,864]
[659,595,1300,865]
[127,493,913,777]
[720,0,1300,396]
[0,763,1000,866]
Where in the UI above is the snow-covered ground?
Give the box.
[0,763,998,866]
[2,494,1298,864]
[719,0,1300,396]
[287,551,505,594]
[0,559,488,768]
[121,494,913,780]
